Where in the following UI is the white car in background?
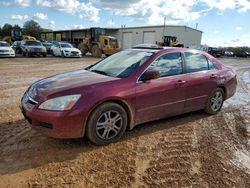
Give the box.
[0,41,15,57]
[51,42,82,57]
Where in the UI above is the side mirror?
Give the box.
[141,70,160,82]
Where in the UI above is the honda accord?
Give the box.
[21,47,237,145]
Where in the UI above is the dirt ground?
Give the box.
[0,56,250,187]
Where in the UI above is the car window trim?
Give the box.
[137,52,185,83]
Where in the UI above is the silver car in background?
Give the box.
[20,40,47,57]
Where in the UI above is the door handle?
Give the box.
[210,74,217,78]
[176,80,186,85]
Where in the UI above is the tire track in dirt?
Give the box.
[27,139,137,188]
[142,117,200,187]
[197,110,250,188]
[133,128,165,187]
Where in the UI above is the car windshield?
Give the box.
[89,50,154,78]
[25,41,42,46]
[0,42,10,47]
[60,43,73,48]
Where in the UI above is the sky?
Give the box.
[0,0,250,47]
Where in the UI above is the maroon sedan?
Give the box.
[21,47,237,145]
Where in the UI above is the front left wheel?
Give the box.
[86,102,128,145]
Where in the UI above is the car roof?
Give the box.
[130,48,161,53]
[0,41,8,43]
[132,43,162,49]
[130,47,207,55]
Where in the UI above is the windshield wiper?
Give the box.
[91,69,110,76]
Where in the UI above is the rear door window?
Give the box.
[148,52,183,77]
[184,52,209,73]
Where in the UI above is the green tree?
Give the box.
[1,23,13,37]
[0,26,2,38]
[23,20,41,39]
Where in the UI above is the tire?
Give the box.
[86,102,128,145]
[204,88,224,114]
[78,43,88,56]
[43,53,47,57]
[91,45,102,58]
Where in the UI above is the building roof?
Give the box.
[41,25,202,34]
[119,25,203,33]
[41,27,119,33]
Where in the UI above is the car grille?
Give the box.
[71,51,79,55]
[33,48,42,52]
[40,122,53,129]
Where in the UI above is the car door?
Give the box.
[135,52,186,124]
[183,52,218,112]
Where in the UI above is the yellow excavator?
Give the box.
[156,36,184,47]
[78,27,120,57]
[1,29,36,44]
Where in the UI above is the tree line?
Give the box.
[0,20,52,39]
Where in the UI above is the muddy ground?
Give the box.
[0,56,250,187]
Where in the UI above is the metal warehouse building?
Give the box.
[118,25,202,49]
[41,25,202,49]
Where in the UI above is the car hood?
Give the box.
[29,69,119,100]
[62,47,80,52]
[0,47,12,51]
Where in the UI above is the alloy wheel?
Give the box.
[95,110,123,140]
[211,91,223,111]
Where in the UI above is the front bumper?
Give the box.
[63,51,81,57]
[28,51,46,56]
[0,52,15,57]
[20,95,87,138]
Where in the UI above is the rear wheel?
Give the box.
[91,45,102,58]
[86,102,128,145]
[204,88,224,114]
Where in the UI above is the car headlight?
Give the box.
[39,94,81,111]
